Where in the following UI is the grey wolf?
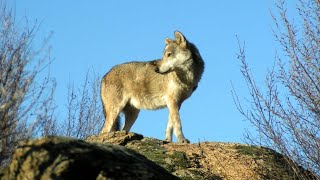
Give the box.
[100,31,204,143]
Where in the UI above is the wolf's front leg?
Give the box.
[173,116,190,144]
[165,118,173,142]
[166,99,190,143]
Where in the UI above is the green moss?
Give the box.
[235,145,262,157]
[126,138,189,172]
[126,138,170,170]
[169,151,189,169]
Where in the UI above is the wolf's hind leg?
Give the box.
[100,108,121,134]
[122,104,140,132]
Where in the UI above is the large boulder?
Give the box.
[88,131,312,179]
[0,136,177,180]
[0,131,314,179]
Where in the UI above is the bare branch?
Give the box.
[234,0,320,178]
[0,4,56,166]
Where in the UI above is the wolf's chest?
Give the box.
[129,95,167,110]
[168,80,194,99]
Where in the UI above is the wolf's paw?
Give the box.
[178,137,190,144]
[165,137,172,143]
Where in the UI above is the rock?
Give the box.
[0,136,178,180]
[86,131,143,145]
[1,131,314,180]
[88,131,314,180]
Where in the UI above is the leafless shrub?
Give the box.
[0,5,55,166]
[61,71,104,139]
[232,0,320,178]
[0,2,107,167]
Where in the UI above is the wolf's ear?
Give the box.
[165,38,173,44]
[174,31,187,48]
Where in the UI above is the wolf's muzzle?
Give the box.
[155,67,170,74]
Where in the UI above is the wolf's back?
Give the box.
[101,60,168,109]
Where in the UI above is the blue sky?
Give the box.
[12,1,294,143]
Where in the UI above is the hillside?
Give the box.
[0,131,309,179]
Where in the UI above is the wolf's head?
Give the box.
[155,31,193,74]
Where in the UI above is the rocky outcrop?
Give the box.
[0,136,177,180]
[87,131,304,179]
[0,131,311,179]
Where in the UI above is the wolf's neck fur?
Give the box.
[174,42,204,87]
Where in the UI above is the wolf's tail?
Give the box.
[113,116,121,131]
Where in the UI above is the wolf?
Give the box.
[100,31,204,143]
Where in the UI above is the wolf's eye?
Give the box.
[166,52,172,57]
